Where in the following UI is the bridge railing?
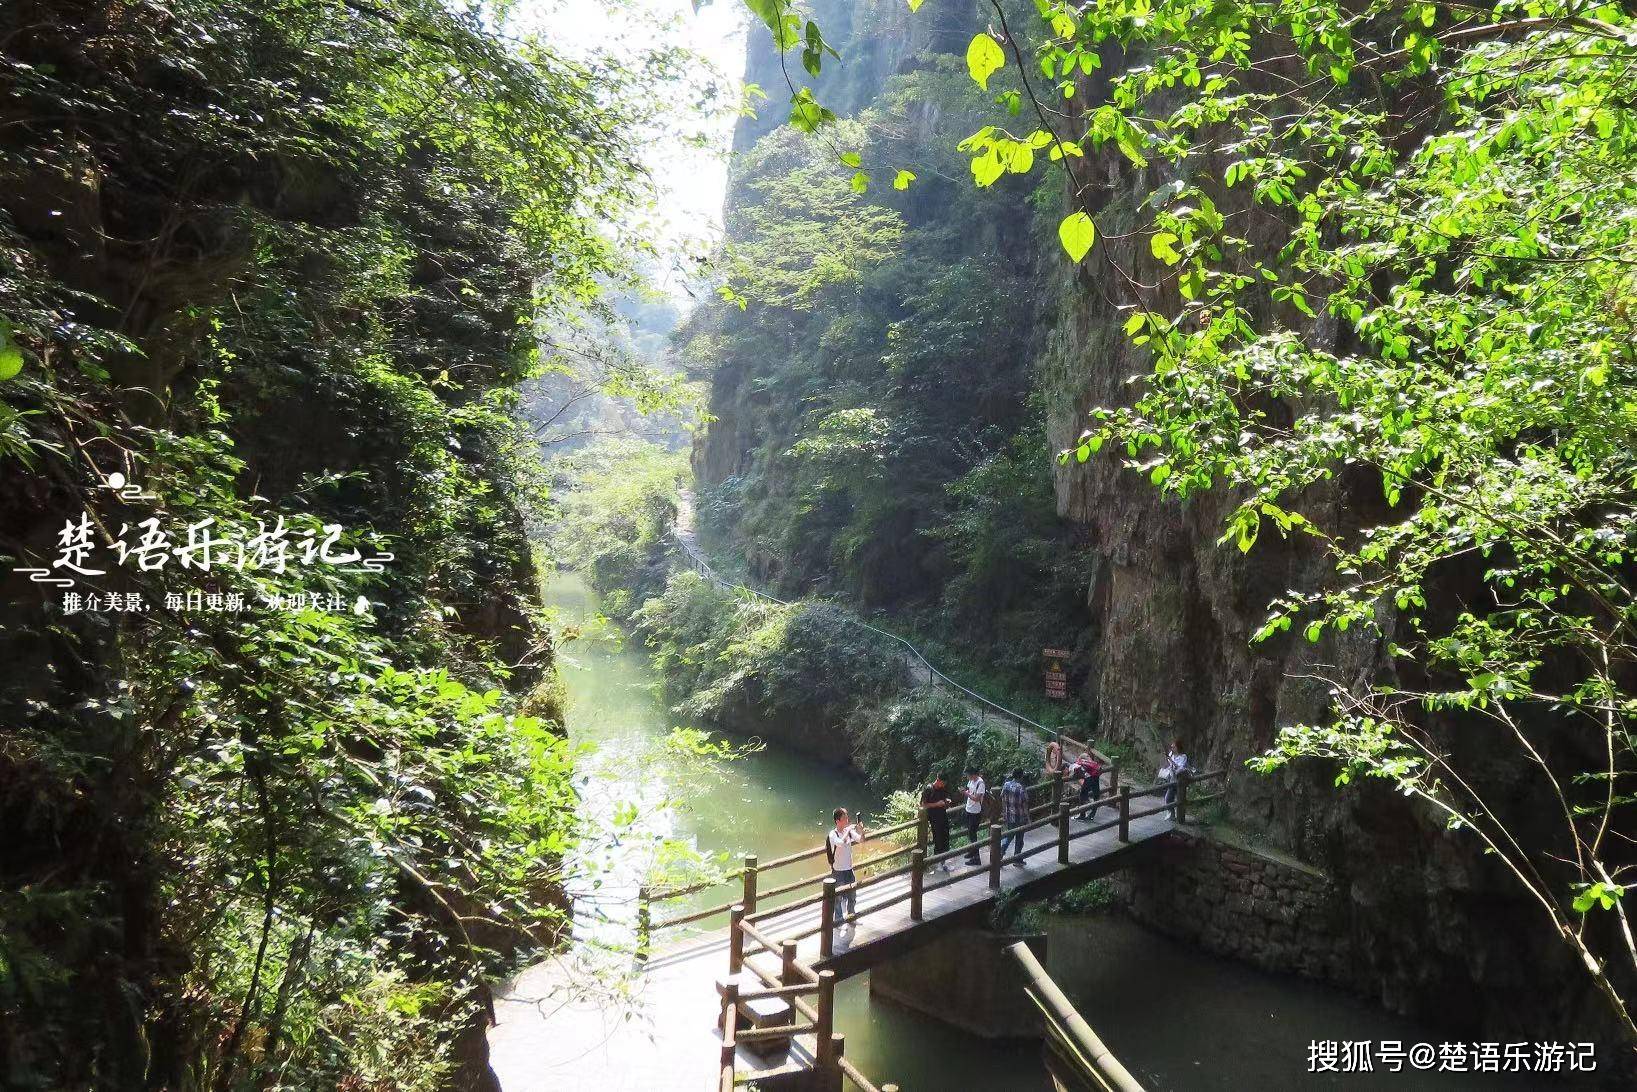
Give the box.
[716,906,899,1091]
[639,764,1127,939]
[639,764,1233,944]
[705,769,1222,1092]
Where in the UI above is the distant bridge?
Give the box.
[640,768,1224,1091]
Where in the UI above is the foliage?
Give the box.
[723,121,906,307]
[1051,878,1119,916]
[627,567,1051,796]
[547,436,690,606]
[684,57,1070,669]
[848,691,1038,793]
[632,571,903,734]
[0,0,655,1085]
[745,0,1637,1041]
[941,0,1637,1042]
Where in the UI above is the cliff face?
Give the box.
[701,3,1621,1063]
[732,0,980,153]
[1039,69,1617,1057]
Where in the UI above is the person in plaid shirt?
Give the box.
[1000,768,1029,867]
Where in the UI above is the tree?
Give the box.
[0,0,661,1085]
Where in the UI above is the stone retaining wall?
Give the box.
[1113,826,1358,987]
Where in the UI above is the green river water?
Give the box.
[548,571,1532,1091]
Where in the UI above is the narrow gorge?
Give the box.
[676,0,1629,1067]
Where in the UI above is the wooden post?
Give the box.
[719,980,739,1065]
[828,1034,846,1088]
[916,807,928,857]
[820,878,837,958]
[910,849,925,920]
[636,885,652,962]
[1176,771,1190,825]
[1118,786,1131,842]
[988,822,1002,889]
[815,970,836,1067]
[728,903,745,974]
[1051,770,1063,811]
[1058,802,1071,865]
[741,854,758,915]
[780,940,798,987]
[1109,762,1120,794]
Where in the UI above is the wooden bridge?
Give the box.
[638,764,1225,1091]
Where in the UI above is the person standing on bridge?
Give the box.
[920,773,956,872]
[826,808,865,925]
[1000,768,1029,866]
[1073,750,1103,822]
[961,767,986,865]
[1161,739,1191,821]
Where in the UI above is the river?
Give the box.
[548,570,1528,1090]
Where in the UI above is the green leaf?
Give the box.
[908,0,925,9]
[892,169,916,190]
[1573,882,1623,913]
[0,347,23,382]
[849,170,870,194]
[972,149,1005,187]
[1150,231,1182,265]
[1179,265,1206,299]
[840,151,862,168]
[966,33,1006,90]
[1058,210,1096,262]
[788,89,836,133]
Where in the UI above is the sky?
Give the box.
[511,0,749,298]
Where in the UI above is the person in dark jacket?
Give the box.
[920,773,956,871]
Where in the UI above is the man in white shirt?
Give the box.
[826,808,865,924]
[962,766,987,865]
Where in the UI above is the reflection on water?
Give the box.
[549,569,1534,1091]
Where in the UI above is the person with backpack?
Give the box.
[826,808,865,924]
[1072,750,1103,822]
[920,773,957,871]
[961,766,986,865]
[1000,768,1029,867]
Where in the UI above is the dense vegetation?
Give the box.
[0,1,656,1086]
[735,0,1637,1050]
[546,438,690,614]
[684,46,1095,701]
[549,436,1043,794]
[8,0,1635,1079]
[631,571,1040,792]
